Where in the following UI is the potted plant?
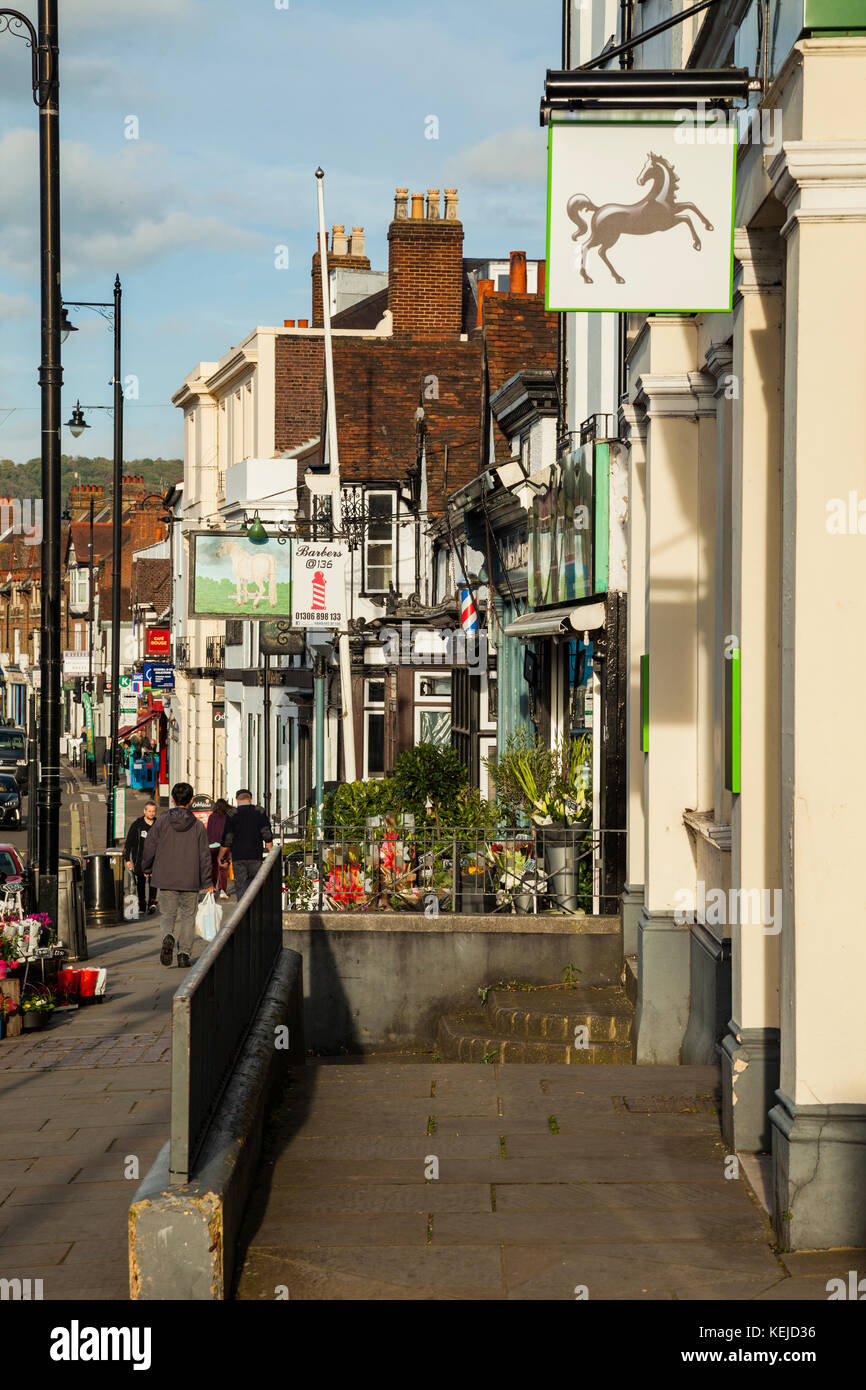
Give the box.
[0,995,19,1037]
[459,849,497,915]
[490,840,541,913]
[487,730,591,912]
[21,990,55,1032]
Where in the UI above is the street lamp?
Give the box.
[59,304,77,343]
[66,401,89,437]
[0,2,63,926]
[63,278,124,845]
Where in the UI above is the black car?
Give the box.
[0,727,27,793]
[0,772,22,826]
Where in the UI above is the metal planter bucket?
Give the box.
[542,827,583,914]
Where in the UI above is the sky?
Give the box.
[0,0,559,467]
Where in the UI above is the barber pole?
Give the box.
[312,570,326,610]
[460,588,477,632]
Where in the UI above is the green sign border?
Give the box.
[545,119,737,315]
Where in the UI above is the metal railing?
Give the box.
[169,847,283,1183]
[205,636,225,668]
[277,818,626,917]
[174,637,190,670]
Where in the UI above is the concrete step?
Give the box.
[485,985,634,1044]
[436,1009,634,1064]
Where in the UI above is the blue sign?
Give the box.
[143,662,175,690]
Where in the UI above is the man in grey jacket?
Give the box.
[141,781,213,969]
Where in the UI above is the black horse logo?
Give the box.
[567,151,714,285]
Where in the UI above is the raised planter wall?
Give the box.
[281,912,623,1054]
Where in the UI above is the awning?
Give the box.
[118,711,161,742]
[504,599,606,641]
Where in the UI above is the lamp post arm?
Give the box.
[0,10,39,103]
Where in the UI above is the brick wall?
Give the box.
[274,335,326,454]
[387,219,464,340]
[311,251,372,328]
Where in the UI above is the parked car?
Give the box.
[0,842,26,889]
[0,773,22,827]
[0,727,28,793]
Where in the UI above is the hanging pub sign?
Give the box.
[144,626,171,656]
[189,531,292,620]
[292,540,347,630]
[546,121,735,312]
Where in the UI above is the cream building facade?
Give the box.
[567,2,866,1248]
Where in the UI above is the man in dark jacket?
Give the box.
[123,799,159,915]
[141,781,213,969]
[218,789,274,903]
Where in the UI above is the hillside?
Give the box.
[0,456,183,501]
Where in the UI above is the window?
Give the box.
[364,678,385,778]
[364,492,395,593]
[70,567,89,612]
[415,671,451,748]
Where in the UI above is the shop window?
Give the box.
[415,671,451,747]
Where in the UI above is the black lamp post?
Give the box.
[0,2,62,924]
[63,277,124,844]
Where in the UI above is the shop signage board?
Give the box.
[144,626,171,656]
[212,702,225,728]
[189,531,292,619]
[292,541,347,629]
[546,121,736,312]
[63,651,90,676]
[528,446,595,607]
[143,662,175,690]
[82,690,95,759]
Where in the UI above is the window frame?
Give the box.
[362,489,398,596]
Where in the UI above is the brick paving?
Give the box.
[0,764,181,1300]
[234,1060,866,1302]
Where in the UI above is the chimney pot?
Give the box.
[349,226,365,256]
[426,189,440,220]
[284,319,296,327]
[536,259,546,299]
[477,278,495,327]
[331,224,348,256]
[394,188,409,220]
[297,319,309,328]
[509,251,527,294]
[410,192,424,220]
[444,189,459,221]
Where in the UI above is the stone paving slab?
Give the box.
[234,1059,836,1301]
[0,788,173,1303]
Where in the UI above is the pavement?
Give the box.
[0,762,196,1301]
[234,1060,866,1302]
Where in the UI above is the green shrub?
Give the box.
[391,743,468,823]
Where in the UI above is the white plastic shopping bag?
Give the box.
[123,869,139,922]
[195,893,223,942]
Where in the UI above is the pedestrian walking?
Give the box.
[218,789,274,902]
[141,781,213,969]
[206,797,232,899]
[123,798,159,915]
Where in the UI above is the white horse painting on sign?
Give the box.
[192,533,291,618]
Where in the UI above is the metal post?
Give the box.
[315,168,357,782]
[314,651,326,912]
[87,493,93,693]
[35,0,62,926]
[262,651,271,818]
[26,693,37,870]
[105,274,122,845]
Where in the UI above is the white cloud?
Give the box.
[446,127,548,187]
[0,129,266,279]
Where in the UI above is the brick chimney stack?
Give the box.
[311,224,372,328]
[387,185,463,340]
[68,482,105,520]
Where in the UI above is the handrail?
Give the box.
[169,846,283,1182]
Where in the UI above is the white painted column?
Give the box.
[619,402,647,957]
[721,229,784,1153]
[768,135,866,1248]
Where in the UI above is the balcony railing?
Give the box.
[174,637,190,670]
[205,637,225,669]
